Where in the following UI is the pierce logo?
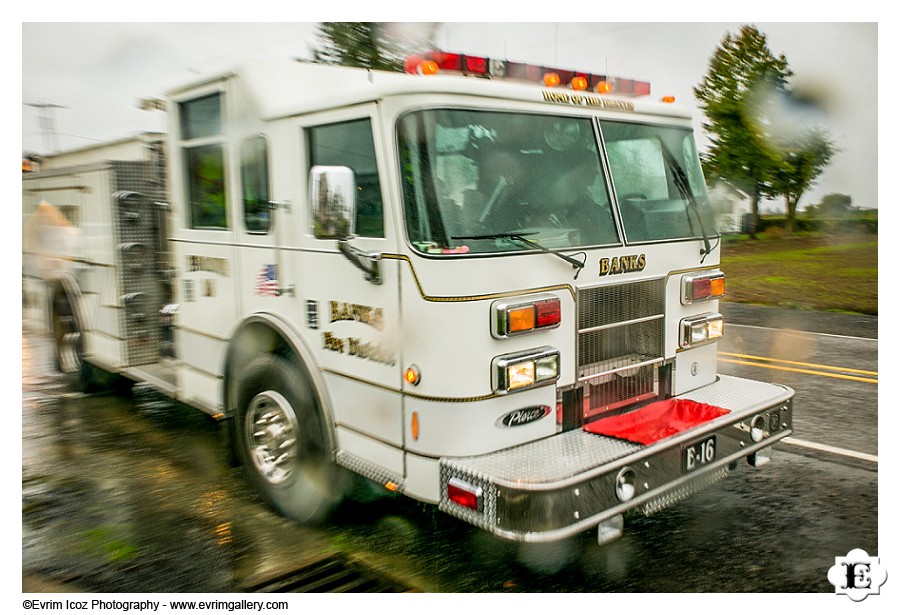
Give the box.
[498,406,551,427]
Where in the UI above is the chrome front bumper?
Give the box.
[438,375,794,542]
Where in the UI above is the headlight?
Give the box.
[492,347,560,394]
[680,313,724,349]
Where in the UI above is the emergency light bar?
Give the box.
[405,50,651,97]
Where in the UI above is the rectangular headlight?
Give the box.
[680,313,724,348]
[492,346,560,394]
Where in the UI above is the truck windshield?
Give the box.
[398,109,619,255]
[397,110,717,256]
[600,120,718,244]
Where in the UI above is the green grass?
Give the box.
[78,526,140,564]
[719,234,878,315]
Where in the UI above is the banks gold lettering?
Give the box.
[187,255,229,277]
[329,301,384,330]
[599,253,647,276]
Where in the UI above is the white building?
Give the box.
[708,180,751,234]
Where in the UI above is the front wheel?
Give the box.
[235,354,347,524]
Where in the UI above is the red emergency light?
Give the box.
[405,50,651,97]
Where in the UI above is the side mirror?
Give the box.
[309,165,381,285]
[309,165,357,240]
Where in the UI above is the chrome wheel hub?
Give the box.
[245,391,299,485]
[56,315,82,374]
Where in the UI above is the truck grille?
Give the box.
[577,279,665,413]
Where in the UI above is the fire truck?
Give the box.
[22,51,794,547]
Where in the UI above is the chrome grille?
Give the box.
[578,279,665,381]
[579,278,664,329]
[584,364,658,418]
[577,278,665,386]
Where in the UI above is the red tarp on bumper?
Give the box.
[583,398,729,445]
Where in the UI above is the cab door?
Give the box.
[293,105,405,476]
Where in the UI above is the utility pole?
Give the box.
[26,102,66,153]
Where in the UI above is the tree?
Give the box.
[819,193,853,216]
[694,26,792,238]
[771,126,835,232]
[311,22,437,72]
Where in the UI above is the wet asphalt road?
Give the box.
[21,302,879,594]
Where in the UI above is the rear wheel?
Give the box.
[51,289,83,375]
[51,289,127,393]
[235,354,347,524]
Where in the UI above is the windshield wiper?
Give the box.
[660,147,714,263]
[452,232,586,279]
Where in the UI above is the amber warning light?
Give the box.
[405,50,651,97]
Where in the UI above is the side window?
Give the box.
[241,136,271,233]
[308,119,384,238]
[180,93,227,229]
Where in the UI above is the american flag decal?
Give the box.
[255,264,279,296]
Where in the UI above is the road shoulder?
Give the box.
[720,302,877,340]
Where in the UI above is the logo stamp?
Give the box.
[827,548,887,601]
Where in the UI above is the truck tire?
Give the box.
[235,353,347,525]
[51,289,126,394]
[51,288,82,375]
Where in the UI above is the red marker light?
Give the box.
[535,299,562,328]
[692,277,712,301]
[436,52,461,71]
[405,50,651,97]
[494,295,562,338]
[682,271,726,304]
[447,478,482,512]
[465,55,488,74]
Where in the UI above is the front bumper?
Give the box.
[438,374,793,542]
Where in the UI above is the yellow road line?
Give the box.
[719,351,877,376]
[718,357,878,384]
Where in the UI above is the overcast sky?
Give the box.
[19,18,881,210]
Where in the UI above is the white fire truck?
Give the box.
[22,51,794,547]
